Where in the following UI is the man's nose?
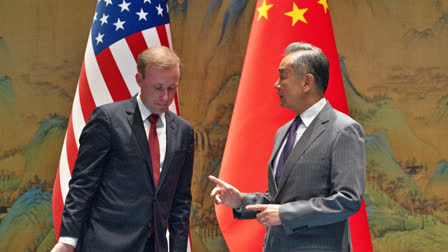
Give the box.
[161,89,169,100]
[274,80,280,89]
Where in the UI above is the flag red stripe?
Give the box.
[78,61,97,122]
[173,93,180,115]
[125,32,148,62]
[96,48,132,102]
[52,167,64,239]
[156,25,169,47]
[66,115,79,173]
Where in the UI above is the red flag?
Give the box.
[52,0,189,249]
[216,0,372,251]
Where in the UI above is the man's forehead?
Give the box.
[278,57,292,72]
[145,64,180,72]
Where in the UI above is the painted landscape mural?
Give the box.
[0,0,447,251]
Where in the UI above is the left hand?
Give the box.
[50,243,74,252]
[245,204,282,227]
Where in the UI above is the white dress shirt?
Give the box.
[137,94,167,171]
[273,98,327,177]
[59,94,167,247]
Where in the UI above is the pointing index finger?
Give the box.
[245,204,267,211]
[208,175,228,187]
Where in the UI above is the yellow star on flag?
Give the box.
[284,2,308,26]
[318,0,329,14]
[257,0,274,21]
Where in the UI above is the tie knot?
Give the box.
[148,114,159,124]
[291,116,301,130]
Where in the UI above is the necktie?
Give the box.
[148,114,160,186]
[275,116,301,186]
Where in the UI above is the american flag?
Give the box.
[52,0,188,249]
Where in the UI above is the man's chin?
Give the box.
[157,106,169,114]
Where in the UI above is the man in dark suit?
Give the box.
[209,42,365,251]
[52,46,194,252]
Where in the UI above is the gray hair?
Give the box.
[284,42,329,93]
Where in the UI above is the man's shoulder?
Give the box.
[99,97,134,110]
[85,98,135,125]
[166,110,193,130]
[329,108,364,137]
[331,109,360,126]
[93,97,134,115]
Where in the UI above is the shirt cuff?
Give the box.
[58,237,78,248]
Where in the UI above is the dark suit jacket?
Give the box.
[234,102,365,252]
[60,96,194,252]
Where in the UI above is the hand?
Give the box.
[245,204,282,227]
[209,175,243,209]
[51,243,74,252]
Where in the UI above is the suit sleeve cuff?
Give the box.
[234,205,244,213]
[58,237,78,248]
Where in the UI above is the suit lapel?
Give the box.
[125,97,155,189]
[275,103,333,195]
[268,121,292,193]
[156,111,177,193]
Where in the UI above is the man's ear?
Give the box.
[135,72,143,87]
[303,73,315,92]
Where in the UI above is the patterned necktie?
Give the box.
[275,116,301,186]
[148,114,160,187]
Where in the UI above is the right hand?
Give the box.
[209,175,243,209]
[51,243,74,252]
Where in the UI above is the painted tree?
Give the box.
[375,169,387,191]
[406,189,419,216]
[385,176,405,203]
[429,196,444,224]
[416,197,430,230]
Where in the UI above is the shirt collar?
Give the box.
[137,93,166,127]
[299,98,326,127]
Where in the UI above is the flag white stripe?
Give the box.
[165,24,173,49]
[109,40,140,96]
[168,100,177,113]
[187,236,192,252]
[59,136,71,203]
[85,32,114,106]
[142,28,161,48]
[71,85,86,147]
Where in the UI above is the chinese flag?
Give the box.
[216,0,372,251]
